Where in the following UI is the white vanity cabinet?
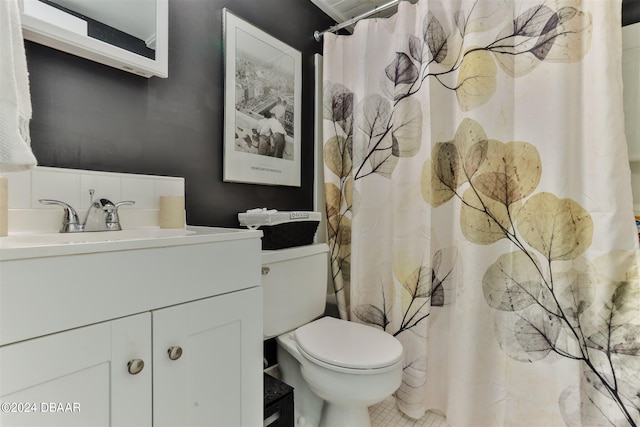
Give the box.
[0,226,263,427]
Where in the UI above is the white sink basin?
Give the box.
[0,226,260,260]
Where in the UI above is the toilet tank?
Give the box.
[262,243,329,339]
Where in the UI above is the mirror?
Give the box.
[19,0,168,78]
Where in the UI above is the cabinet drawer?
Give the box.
[0,237,261,346]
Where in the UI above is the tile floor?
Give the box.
[369,396,450,427]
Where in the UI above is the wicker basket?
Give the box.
[238,211,321,250]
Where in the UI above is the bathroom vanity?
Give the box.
[0,226,263,426]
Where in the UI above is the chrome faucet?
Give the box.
[40,189,135,233]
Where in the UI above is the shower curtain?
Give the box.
[321,1,640,426]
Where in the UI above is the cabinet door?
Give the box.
[152,287,263,427]
[111,313,153,426]
[0,313,151,427]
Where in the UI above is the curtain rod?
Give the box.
[313,0,402,41]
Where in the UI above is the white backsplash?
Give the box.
[3,167,184,233]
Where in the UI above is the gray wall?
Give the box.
[624,0,640,26]
[26,0,335,228]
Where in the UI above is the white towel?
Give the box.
[0,0,37,172]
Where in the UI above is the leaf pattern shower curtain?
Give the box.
[322,1,640,426]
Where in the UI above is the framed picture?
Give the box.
[223,9,302,186]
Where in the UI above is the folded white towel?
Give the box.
[0,0,37,172]
[246,208,278,214]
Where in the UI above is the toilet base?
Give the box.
[276,324,403,427]
[320,403,370,427]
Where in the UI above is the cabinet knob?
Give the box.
[127,359,144,375]
[168,346,183,361]
[261,267,270,275]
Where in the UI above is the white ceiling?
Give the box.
[315,0,637,25]
[310,0,401,28]
[312,0,636,35]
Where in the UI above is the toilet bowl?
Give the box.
[262,244,404,427]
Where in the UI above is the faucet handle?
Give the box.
[114,201,135,209]
[104,200,135,231]
[39,199,82,233]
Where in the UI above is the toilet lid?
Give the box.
[294,317,403,370]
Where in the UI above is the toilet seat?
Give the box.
[294,317,403,372]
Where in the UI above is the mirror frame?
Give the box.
[19,0,168,78]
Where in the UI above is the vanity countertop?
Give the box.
[0,225,261,261]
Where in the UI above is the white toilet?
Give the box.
[262,243,403,427]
